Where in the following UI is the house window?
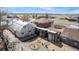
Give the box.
[29,31,31,32]
[24,26,26,28]
[74,42,77,45]
[21,32,24,35]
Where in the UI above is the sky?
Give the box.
[6,7,79,14]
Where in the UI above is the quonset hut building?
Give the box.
[8,18,37,41]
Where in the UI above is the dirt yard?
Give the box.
[16,37,78,51]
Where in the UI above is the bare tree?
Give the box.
[45,14,48,19]
[21,14,29,21]
[0,8,7,25]
[0,7,8,30]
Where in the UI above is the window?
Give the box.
[21,32,24,35]
[74,42,77,45]
[33,29,35,30]
[29,31,31,32]
[24,26,26,28]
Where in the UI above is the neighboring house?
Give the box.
[62,27,79,41]
[61,25,79,49]
[68,16,79,22]
[34,18,53,28]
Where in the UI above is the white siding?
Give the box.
[8,19,36,38]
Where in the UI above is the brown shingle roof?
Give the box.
[61,27,79,42]
[34,18,53,28]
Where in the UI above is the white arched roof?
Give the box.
[8,18,36,33]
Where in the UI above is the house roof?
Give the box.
[35,18,53,23]
[61,26,79,42]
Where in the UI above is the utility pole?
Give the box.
[77,17,79,23]
[45,14,48,19]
